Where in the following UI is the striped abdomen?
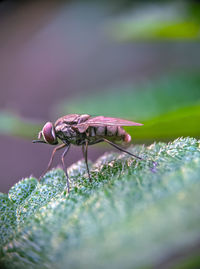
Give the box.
[87,125,131,145]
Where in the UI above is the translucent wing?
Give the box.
[75,116,143,132]
[86,116,143,126]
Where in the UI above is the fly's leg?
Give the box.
[61,144,71,193]
[103,139,157,172]
[82,140,91,182]
[103,138,144,160]
[40,143,66,180]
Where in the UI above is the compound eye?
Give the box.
[42,122,58,145]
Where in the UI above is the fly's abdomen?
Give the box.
[88,126,131,143]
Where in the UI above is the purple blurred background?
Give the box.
[0,1,200,192]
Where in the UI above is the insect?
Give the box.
[33,114,143,193]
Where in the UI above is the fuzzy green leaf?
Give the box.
[0,137,200,269]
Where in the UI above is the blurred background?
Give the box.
[0,0,200,193]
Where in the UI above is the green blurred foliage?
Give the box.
[1,73,200,143]
[108,2,200,41]
[58,73,200,142]
[0,111,42,139]
[0,137,200,268]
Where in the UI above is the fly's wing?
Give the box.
[75,116,143,133]
[86,116,143,126]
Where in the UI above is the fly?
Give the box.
[33,114,144,193]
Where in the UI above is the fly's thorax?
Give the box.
[55,114,90,126]
[55,123,87,145]
[55,124,76,139]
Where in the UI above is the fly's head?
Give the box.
[33,122,58,145]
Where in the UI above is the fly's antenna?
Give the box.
[32,140,46,144]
